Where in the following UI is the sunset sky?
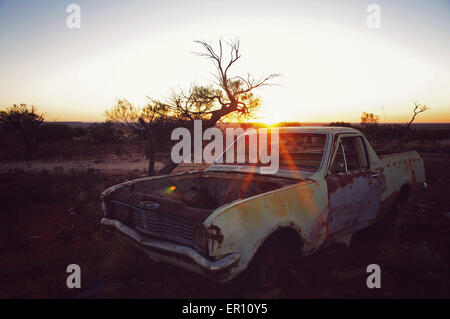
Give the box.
[0,0,449,123]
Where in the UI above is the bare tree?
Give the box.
[155,39,279,174]
[106,38,279,176]
[191,39,279,126]
[0,104,44,159]
[407,101,430,129]
[149,39,279,126]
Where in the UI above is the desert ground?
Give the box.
[0,138,449,299]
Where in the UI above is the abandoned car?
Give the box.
[100,127,426,288]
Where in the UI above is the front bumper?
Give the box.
[100,218,240,282]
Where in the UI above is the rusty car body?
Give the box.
[100,127,426,285]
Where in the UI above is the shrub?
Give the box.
[40,124,76,141]
[71,126,87,138]
[87,122,122,144]
[0,168,145,207]
[0,104,44,159]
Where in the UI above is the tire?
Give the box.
[250,240,290,290]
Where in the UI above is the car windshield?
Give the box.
[215,132,327,172]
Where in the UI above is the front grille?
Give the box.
[111,200,196,247]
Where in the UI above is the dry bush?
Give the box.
[0,169,145,243]
[87,122,124,144]
[0,168,144,206]
[0,104,44,159]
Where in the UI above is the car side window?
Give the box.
[341,137,359,170]
[355,137,369,168]
[341,137,369,170]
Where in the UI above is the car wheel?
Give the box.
[251,242,287,290]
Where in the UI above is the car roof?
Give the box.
[274,126,361,134]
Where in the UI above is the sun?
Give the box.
[261,117,278,126]
[254,109,288,126]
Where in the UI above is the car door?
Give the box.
[325,134,382,239]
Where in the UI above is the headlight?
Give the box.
[192,224,208,255]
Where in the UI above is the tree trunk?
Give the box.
[146,126,156,176]
[139,118,157,176]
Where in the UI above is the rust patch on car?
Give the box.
[309,212,327,241]
[326,170,386,195]
[326,173,355,194]
[207,224,224,246]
